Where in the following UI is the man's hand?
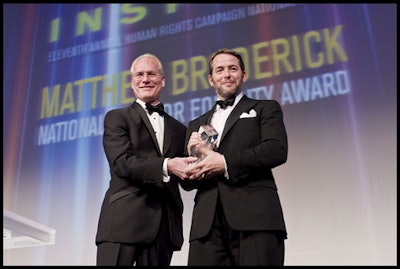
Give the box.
[184,149,226,180]
[187,132,207,156]
[168,157,198,179]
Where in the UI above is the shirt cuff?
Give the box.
[223,156,229,179]
[162,158,170,182]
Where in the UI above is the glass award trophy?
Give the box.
[190,125,218,162]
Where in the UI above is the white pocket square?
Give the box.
[239,109,257,119]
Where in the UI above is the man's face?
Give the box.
[208,53,247,100]
[130,57,165,103]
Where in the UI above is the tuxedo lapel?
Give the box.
[219,96,257,143]
[205,106,217,125]
[132,102,163,155]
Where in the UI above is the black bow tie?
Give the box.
[146,102,165,115]
[216,98,235,109]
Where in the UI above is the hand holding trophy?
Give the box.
[189,125,218,164]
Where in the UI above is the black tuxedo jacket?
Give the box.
[96,102,185,250]
[182,95,288,241]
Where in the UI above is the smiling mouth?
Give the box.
[223,81,235,86]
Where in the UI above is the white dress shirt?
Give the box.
[211,92,243,147]
[210,92,244,179]
[136,99,170,182]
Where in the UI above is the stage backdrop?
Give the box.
[3,3,396,265]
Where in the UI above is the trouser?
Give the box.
[188,197,285,266]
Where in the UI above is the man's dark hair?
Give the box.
[208,48,245,75]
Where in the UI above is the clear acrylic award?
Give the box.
[190,125,218,161]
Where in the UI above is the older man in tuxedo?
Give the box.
[96,53,196,266]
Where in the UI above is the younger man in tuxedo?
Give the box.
[182,48,289,266]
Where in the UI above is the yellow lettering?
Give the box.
[41,85,60,118]
[166,4,178,14]
[190,56,208,91]
[74,76,102,110]
[234,47,250,78]
[49,18,60,42]
[40,24,348,119]
[252,42,273,79]
[271,38,293,75]
[121,71,134,104]
[102,73,118,106]
[171,59,189,95]
[59,83,75,115]
[76,7,102,36]
[120,4,147,24]
[324,25,348,64]
[304,31,323,68]
[291,35,301,71]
